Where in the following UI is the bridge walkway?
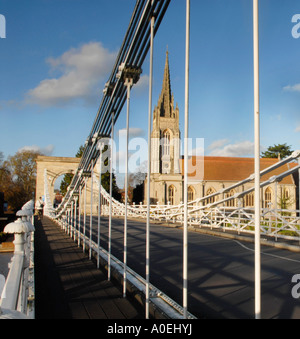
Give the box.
[34,216,145,319]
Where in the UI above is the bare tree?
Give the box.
[1,150,42,211]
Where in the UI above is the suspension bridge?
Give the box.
[1,0,300,320]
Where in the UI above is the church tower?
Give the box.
[147,50,182,205]
[151,51,180,175]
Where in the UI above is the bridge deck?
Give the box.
[34,217,145,319]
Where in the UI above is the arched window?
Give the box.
[284,188,290,200]
[206,187,216,205]
[225,189,236,207]
[168,185,175,205]
[264,187,272,208]
[188,186,195,203]
[162,130,171,157]
[244,192,254,207]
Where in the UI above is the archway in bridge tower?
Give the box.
[35,156,81,208]
[52,172,74,207]
[46,169,78,208]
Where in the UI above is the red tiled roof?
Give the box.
[179,156,295,185]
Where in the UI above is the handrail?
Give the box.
[0,253,24,311]
[0,201,35,319]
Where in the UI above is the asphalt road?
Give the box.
[81,215,300,319]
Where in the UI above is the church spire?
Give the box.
[157,49,173,118]
[151,49,180,176]
[162,49,172,103]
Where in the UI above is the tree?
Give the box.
[101,171,121,201]
[99,144,121,201]
[0,165,14,204]
[277,186,295,216]
[261,144,293,160]
[60,145,84,195]
[75,145,85,158]
[129,163,147,204]
[60,173,74,195]
[1,150,42,211]
[59,145,121,201]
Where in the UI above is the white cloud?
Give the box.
[208,140,254,157]
[118,128,145,138]
[295,125,300,133]
[26,42,116,106]
[208,139,229,151]
[18,144,54,156]
[189,146,204,157]
[283,84,300,92]
[133,74,149,93]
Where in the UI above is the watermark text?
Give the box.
[0,14,6,39]
[292,14,300,39]
[96,136,204,178]
[292,274,300,299]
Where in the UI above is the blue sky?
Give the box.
[1,0,300,171]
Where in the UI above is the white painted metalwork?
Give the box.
[146,0,155,319]
[44,154,300,319]
[88,155,300,243]
[90,161,94,260]
[0,202,35,319]
[123,79,131,298]
[108,112,115,281]
[78,184,82,247]
[83,178,87,252]
[97,143,104,269]
[183,0,190,320]
[39,1,300,320]
[253,0,261,319]
[51,206,196,319]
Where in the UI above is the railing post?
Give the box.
[67,208,71,235]
[71,201,74,238]
[117,62,141,295]
[0,211,34,318]
[183,0,190,320]
[83,177,87,252]
[90,160,94,260]
[97,142,104,269]
[253,0,261,319]
[298,157,300,213]
[73,196,78,242]
[78,185,82,247]
[108,111,115,281]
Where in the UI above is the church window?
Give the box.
[244,192,254,207]
[188,186,195,203]
[205,188,216,205]
[264,187,272,208]
[225,189,236,207]
[162,130,171,157]
[168,185,175,205]
[284,188,290,200]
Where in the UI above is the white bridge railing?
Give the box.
[0,201,35,319]
[96,174,300,243]
[42,150,300,319]
[46,148,300,250]
[100,195,300,243]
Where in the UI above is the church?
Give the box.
[144,51,297,210]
